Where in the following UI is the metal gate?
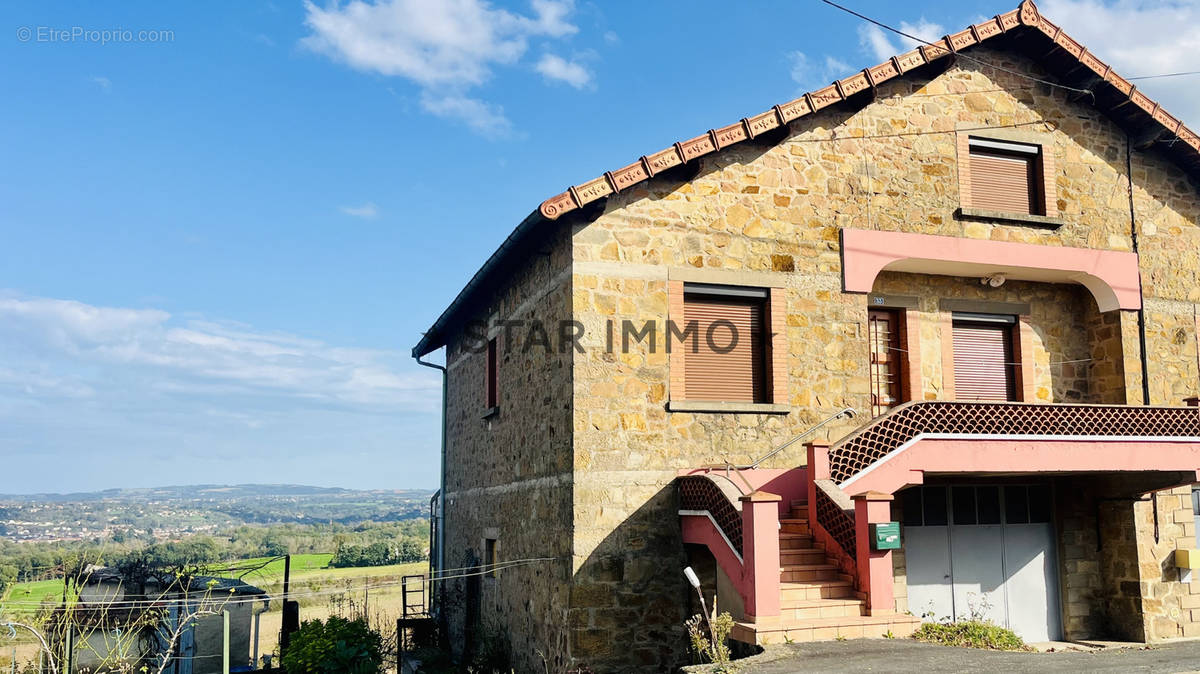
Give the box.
[902,484,1062,642]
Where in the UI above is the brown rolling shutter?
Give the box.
[969,147,1039,215]
[684,295,765,402]
[953,321,1015,402]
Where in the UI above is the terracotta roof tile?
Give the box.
[537,0,1200,220]
[412,0,1200,358]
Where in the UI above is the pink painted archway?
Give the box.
[841,228,1142,311]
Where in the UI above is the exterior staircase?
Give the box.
[730,499,920,644]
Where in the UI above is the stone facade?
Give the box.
[439,223,576,673]
[433,43,1200,672]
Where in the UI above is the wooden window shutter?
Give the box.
[952,321,1015,402]
[684,294,766,402]
[968,139,1041,215]
[868,309,902,417]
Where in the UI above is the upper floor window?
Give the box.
[952,313,1017,402]
[967,137,1044,216]
[682,284,769,404]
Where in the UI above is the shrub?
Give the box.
[685,611,735,666]
[912,620,1030,651]
[281,615,384,674]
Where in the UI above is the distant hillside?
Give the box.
[0,484,434,544]
[0,484,433,503]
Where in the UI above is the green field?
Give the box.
[2,554,428,612]
[2,577,68,607]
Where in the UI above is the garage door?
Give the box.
[901,484,1062,642]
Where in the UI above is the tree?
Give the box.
[395,540,424,563]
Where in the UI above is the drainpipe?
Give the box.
[416,353,448,614]
[1126,133,1152,406]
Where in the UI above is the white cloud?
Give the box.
[301,0,580,137]
[857,19,945,61]
[340,202,379,219]
[0,294,439,412]
[1041,0,1200,125]
[788,52,853,91]
[419,92,514,138]
[603,30,619,44]
[90,76,112,91]
[535,53,592,89]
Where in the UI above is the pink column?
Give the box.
[740,490,782,620]
[852,491,896,616]
[805,443,830,530]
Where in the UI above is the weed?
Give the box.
[911,621,1031,651]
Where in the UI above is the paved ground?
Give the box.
[739,638,1200,673]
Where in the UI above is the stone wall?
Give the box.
[561,45,1200,669]
[1137,485,1200,640]
[440,223,576,672]
[434,38,1200,671]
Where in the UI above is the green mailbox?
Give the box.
[870,522,901,551]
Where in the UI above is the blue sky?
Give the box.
[0,0,1195,493]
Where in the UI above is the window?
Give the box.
[967,138,1043,216]
[904,484,1051,526]
[869,309,903,417]
[485,337,498,409]
[484,538,498,578]
[952,313,1017,402]
[682,284,769,403]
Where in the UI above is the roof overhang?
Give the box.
[839,434,1200,497]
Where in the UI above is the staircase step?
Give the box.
[780,598,868,620]
[780,580,856,600]
[780,519,811,535]
[780,549,826,565]
[778,533,815,550]
[788,508,809,521]
[790,499,807,509]
[780,563,840,582]
[731,613,921,645]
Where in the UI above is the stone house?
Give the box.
[411,1,1200,671]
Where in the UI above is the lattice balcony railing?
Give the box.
[829,401,1200,484]
[813,480,856,560]
[678,474,743,555]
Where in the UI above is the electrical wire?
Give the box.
[0,557,559,610]
[817,0,1095,99]
[1128,71,1200,81]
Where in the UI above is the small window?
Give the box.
[1027,486,1053,524]
[952,486,978,525]
[922,486,948,526]
[977,486,1002,525]
[968,137,1043,216]
[484,538,498,578]
[485,337,498,409]
[1004,486,1029,524]
[681,284,769,403]
[901,488,923,527]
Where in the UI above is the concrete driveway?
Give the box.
[738,638,1200,673]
